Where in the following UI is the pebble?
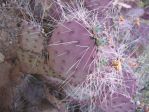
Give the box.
[0,52,5,63]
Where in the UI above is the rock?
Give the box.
[0,52,5,63]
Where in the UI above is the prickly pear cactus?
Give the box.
[142,6,149,20]
[48,15,137,111]
[99,93,136,112]
[17,20,55,76]
[48,20,96,85]
[1,0,149,112]
[18,49,49,75]
[48,1,62,20]
[135,45,149,105]
[85,0,111,11]
[20,21,44,53]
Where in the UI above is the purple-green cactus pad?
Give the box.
[98,93,136,112]
[84,0,111,11]
[48,20,97,86]
[142,6,149,20]
[20,21,44,54]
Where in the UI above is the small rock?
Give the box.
[144,105,149,112]
[0,52,5,63]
